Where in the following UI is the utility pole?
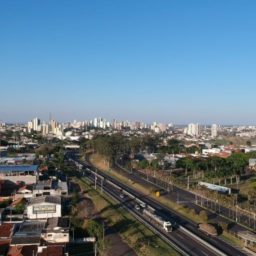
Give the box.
[103,221,105,251]
[94,170,97,190]
[94,242,97,256]
[101,178,103,194]
[187,176,190,190]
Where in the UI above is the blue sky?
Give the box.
[0,1,256,124]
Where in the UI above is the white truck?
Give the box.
[142,208,172,232]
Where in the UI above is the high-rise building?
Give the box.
[42,123,49,136]
[50,119,58,133]
[211,124,218,138]
[187,123,200,137]
[32,117,40,132]
[27,121,33,133]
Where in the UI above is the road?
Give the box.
[117,161,256,232]
[86,168,219,256]
[67,152,247,256]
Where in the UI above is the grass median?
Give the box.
[88,153,245,250]
[89,154,205,223]
[74,176,180,256]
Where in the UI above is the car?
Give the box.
[135,204,140,210]
[120,193,125,199]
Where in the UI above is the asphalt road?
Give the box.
[67,152,247,256]
[129,165,256,232]
[86,171,219,256]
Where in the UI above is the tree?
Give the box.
[138,159,149,169]
[87,220,103,240]
[176,157,195,176]
[246,140,252,147]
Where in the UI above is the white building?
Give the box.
[33,179,68,197]
[187,123,200,137]
[27,196,61,219]
[33,117,41,132]
[211,124,218,138]
[41,217,70,243]
[42,123,49,136]
[27,121,33,133]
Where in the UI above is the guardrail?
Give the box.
[179,226,226,256]
[85,173,190,256]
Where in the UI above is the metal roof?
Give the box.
[0,165,38,172]
[29,196,61,205]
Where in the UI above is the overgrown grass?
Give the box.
[75,177,181,256]
[220,231,244,248]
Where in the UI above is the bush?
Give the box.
[189,208,196,216]
[14,203,25,214]
[87,220,103,240]
[199,210,208,222]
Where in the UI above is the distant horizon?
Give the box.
[1,1,256,124]
[1,116,256,127]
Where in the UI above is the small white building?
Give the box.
[42,217,70,243]
[33,179,68,197]
[17,185,33,198]
[27,196,61,219]
[249,159,256,170]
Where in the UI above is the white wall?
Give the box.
[27,203,61,219]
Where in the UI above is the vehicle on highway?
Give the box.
[135,204,140,210]
[198,223,218,236]
[142,208,172,232]
[119,193,125,199]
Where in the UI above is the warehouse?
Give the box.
[0,165,38,184]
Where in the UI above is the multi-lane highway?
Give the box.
[68,152,248,256]
[116,160,256,232]
[84,168,221,256]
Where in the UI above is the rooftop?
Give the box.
[0,165,38,173]
[37,245,65,256]
[8,245,38,256]
[11,222,45,246]
[0,223,14,239]
[29,196,61,205]
[46,217,70,230]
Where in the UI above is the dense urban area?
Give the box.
[0,117,256,255]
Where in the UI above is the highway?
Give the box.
[85,168,220,256]
[68,152,247,256]
[120,162,256,232]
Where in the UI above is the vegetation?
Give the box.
[0,199,12,208]
[83,133,256,181]
[75,177,180,256]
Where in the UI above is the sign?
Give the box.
[83,237,96,242]
[33,204,56,214]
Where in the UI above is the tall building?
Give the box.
[42,123,49,136]
[187,123,200,137]
[32,117,41,132]
[211,124,218,138]
[27,121,33,133]
[50,119,58,133]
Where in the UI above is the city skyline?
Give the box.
[1,1,256,124]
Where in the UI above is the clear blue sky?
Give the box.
[0,0,256,124]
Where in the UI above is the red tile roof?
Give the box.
[37,245,65,256]
[0,223,14,239]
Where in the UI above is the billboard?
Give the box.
[33,204,56,214]
[199,181,231,194]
